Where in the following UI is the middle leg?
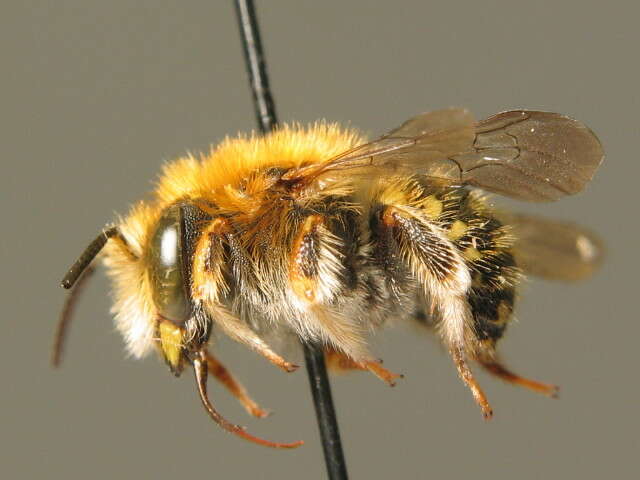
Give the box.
[288,213,401,386]
[324,347,403,387]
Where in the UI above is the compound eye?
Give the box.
[148,204,191,324]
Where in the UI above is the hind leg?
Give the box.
[371,200,492,415]
[475,352,559,397]
[468,286,559,398]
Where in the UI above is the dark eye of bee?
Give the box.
[147,204,191,324]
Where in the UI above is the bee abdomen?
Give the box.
[441,191,520,343]
[467,284,515,343]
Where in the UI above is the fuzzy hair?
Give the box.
[101,123,366,358]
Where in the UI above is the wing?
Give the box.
[454,111,604,201]
[504,213,604,282]
[293,109,604,202]
[284,108,476,183]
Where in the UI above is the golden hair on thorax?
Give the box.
[55,108,604,448]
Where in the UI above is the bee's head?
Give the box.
[147,202,212,375]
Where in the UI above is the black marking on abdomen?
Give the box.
[468,285,515,342]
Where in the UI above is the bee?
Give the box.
[54,108,604,448]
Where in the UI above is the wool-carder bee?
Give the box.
[55,108,604,448]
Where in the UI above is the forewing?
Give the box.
[295,109,602,202]
[374,108,477,182]
[453,111,604,201]
[504,213,604,282]
[289,108,475,182]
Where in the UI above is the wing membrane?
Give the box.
[303,109,603,202]
[454,111,605,201]
[504,213,604,281]
[287,108,475,181]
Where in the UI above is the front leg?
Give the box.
[204,349,270,418]
[191,218,298,373]
[192,350,303,449]
[208,304,299,373]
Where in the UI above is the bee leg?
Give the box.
[192,350,304,449]
[363,360,404,387]
[475,354,559,398]
[204,349,271,418]
[288,215,371,362]
[325,347,403,387]
[466,267,558,397]
[289,214,399,383]
[209,305,299,373]
[451,346,493,419]
[191,219,299,373]
[373,203,493,417]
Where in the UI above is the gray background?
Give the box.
[2,1,638,479]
